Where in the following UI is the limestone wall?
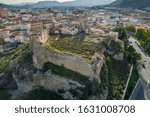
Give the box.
[31,33,104,80]
[32,40,93,77]
[37,29,49,43]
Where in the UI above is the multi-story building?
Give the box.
[30,21,43,31]
[61,26,79,35]
[0,8,9,17]
[0,29,10,38]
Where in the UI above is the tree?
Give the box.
[126,24,136,35]
[126,45,141,64]
[110,40,124,53]
[106,56,111,63]
[135,28,150,55]
[113,27,128,41]
[108,77,124,100]
[135,29,146,41]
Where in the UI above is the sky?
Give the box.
[0,0,74,4]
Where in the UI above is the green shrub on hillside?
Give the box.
[43,62,88,85]
[44,35,102,61]
[0,90,11,100]
[0,44,28,73]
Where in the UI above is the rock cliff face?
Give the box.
[0,47,108,100]
[7,50,83,99]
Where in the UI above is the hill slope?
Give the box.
[0,3,15,8]
[30,0,114,8]
[109,0,150,8]
[1,0,114,8]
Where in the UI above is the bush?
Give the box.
[0,90,11,100]
[107,77,125,100]
[110,40,124,53]
[0,44,28,73]
[43,62,89,85]
[106,57,129,100]
[124,67,139,100]
[135,28,150,55]
[126,24,136,34]
[113,27,129,42]
[22,87,64,100]
[44,35,101,61]
[125,45,141,64]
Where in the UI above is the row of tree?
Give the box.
[135,28,150,55]
[113,23,141,64]
[125,24,150,56]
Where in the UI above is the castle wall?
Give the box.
[31,30,104,80]
[32,40,93,77]
[37,29,49,43]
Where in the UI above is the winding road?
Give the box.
[129,37,150,100]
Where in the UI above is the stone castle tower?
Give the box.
[79,14,88,33]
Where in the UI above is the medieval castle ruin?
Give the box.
[31,30,105,83]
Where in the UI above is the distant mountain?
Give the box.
[28,0,114,8]
[12,2,34,6]
[30,0,114,8]
[64,0,114,6]
[30,1,62,8]
[1,0,114,8]
[108,0,150,8]
[0,3,14,8]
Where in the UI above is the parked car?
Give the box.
[142,64,146,69]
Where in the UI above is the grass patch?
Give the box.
[0,44,28,73]
[106,57,130,100]
[43,62,89,85]
[124,66,139,100]
[44,34,102,61]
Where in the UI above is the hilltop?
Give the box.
[1,0,114,8]
[108,0,150,8]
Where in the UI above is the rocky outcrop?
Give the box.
[0,61,18,90]
[0,30,108,100]
[9,53,108,100]
[0,48,108,100]
[107,50,124,61]
[106,37,124,61]
[5,50,85,99]
[0,71,17,90]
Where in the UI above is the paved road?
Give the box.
[130,79,145,100]
[129,37,150,100]
[129,37,150,83]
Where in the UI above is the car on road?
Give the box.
[138,45,141,48]
[142,64,146,69]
